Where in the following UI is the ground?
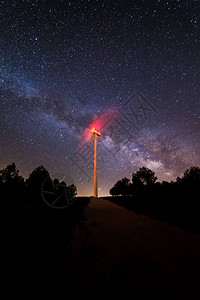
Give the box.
[62,197,200,299]
[2,197,200,299]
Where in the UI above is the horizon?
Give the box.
[0,160,196,198]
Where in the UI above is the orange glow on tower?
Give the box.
[91,128,101,198]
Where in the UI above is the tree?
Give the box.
[0,162,24,185]
[176,166,200,186]
[175,166,200,223]
[133,167,157,186]
[0,163,25,208]
[26,165,50,205]
[132,172,144,190]
[110,185,118,196]
[68,183,77,197]
[110,177,130,196]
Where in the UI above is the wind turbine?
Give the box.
[91,128,101,198]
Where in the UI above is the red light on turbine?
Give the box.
[80,107,120,143]
[91,128,101,136]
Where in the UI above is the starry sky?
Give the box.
[0,0,200,196]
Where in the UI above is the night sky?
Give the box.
[1,0,200,196]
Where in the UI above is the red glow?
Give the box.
[91,128,101,136]
[81,107,120,143]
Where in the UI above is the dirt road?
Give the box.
[62,197,200,299]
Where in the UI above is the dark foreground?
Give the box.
[1,197,89,298]
[1,197,200,299]
[64,198,200,300]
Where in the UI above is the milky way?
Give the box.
[1,0,200,196]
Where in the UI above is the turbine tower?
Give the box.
[91,128,101,198]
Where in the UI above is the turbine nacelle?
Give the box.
[91,128,101,136]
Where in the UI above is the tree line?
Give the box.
[109,166,200,230]
[0,163,77,210]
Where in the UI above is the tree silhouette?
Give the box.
[0,162,24,185]
[49,181,77,207]
[53,178,59,187]
[176,166,200,224]
[133,167,157,186]
[177,166,200,186]
[68,183,77,198]
[0,163,25,208]
[26,165,50,188]
[131,172,144,193]
[0,163,78,210]
[109,165,200,231]
[110,168,158,197]
[26,165,50,206]
[110,177,131,196]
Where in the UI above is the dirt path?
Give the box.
[62,198,200,299]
